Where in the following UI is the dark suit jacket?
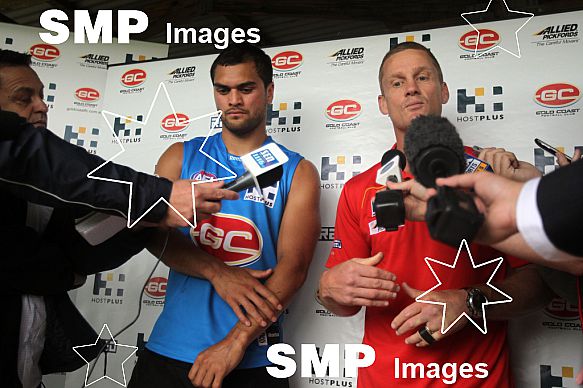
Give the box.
[536,159,583,257]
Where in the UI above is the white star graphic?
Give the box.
[461,0,534,58]
[72,323,138,387]
[90,82,236,229]
[415,239,513,335]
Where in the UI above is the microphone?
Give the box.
[404,115,465,188]
[225,165,283,192]
[224,142,288,192]
[373,150,406,231]
[375,149,406,185]
[404,115,483,247]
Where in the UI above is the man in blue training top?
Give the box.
[129,44,320,388]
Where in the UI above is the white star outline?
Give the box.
[461,0,534,58]
[72,323,138,387]
[90,81,237,229]
[414,239,513,335]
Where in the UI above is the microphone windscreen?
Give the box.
[404,115,466,186]
[381,149,406,170]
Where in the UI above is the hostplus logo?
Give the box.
[125,53,157,63]
[91,272,126,305]
[535,146,583,175]
[112,115,143,144]
[389,34,431,49]
[266,101,302,134]
[540,365,577,388]
[302,346,353,387]
[328,47,365,67]
[320,155,362,190]
[532,24,579,46]
[244,182,279,208]
[45,82,57,110]
[456,86,504,122]
[64,125,100,154]
[2,35,15,47]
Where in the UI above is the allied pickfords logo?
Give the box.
[160,113,190,140]
[325,99,362,130]
[458,29,501,60]
[541,298,581,331]
[272,51,303,79]
[266,101,302,134]
[29,43,60,68]
[328,47,365,67]
[532,24,579,47]
[168,65,196,83]
[534,83,581,117]
[79,53,109,68]
[320,155,362,190]
[142,276,167,307]
[456,86,504,122]
[191,214,263,267]
[120,69,146,94]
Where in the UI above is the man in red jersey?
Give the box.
[317,42,551,387]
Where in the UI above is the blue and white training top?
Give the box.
[147,132,302,368]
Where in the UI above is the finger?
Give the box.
[351,286,399,301]
[226,298,251,327]
[201,368,215,388]
[351,297,391,307]
[391,303,423,330]
[576,366,583,385]
[246,291,278,323]
[477,147,495,161]
[437,174,480,190]
[386,180,413,192]
[397,314,426,336]
[246,268,273,279]
[573,148,582,161]
[353,276,400,292]
[401,282,422,299]
[353,251,384,267]
[238,298,268,327]
[556,152,569,167]
[354,265,398,282]
[189,362,200,383]
[252,282,283,311]
[196,201,221,215]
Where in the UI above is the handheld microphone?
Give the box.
[225,142,289,192]
[374,150,406,231]
[405,116,483,247]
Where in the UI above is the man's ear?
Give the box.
[378,94,389,116]
[441,82,450,104]
[266,82,274,104]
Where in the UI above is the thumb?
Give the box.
[353,252,384,266]
[576,367,583,385]
[402,282,422,299]
[245,268,273,279]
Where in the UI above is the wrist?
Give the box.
[204,256,227,284]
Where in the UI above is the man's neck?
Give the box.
[221,127,268,156]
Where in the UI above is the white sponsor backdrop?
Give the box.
[2,11,583,388]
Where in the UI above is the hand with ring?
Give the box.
[391,283,469,347]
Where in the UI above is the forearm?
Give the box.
[148,229,224,281]
[476,265,555,320]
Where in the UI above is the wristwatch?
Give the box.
[464,287,488,318]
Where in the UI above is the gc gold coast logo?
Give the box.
[160,113,189,140]
[75,87,100,102]
[29,43,60,61]
[325,99,362,131]
[272,51,303,79]
[458,29,501,60]
[121,68,147,87]
[190,214,263,267]
[534,83,581,118]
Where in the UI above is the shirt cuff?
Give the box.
[517,177,581,262]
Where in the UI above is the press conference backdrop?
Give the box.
[2,10,583,388]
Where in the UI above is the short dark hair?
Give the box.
[378,42,444,91]
[0,50,32,87]
[210,43,273,88]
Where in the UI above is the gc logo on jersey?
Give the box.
[190,214,263,266]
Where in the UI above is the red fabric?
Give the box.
[326,161,516,388]
[578,277,583,334]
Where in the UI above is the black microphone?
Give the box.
[374,149,406,231]
[404,115,483,247]
[404,115,465,188]
[224,165,283,192]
